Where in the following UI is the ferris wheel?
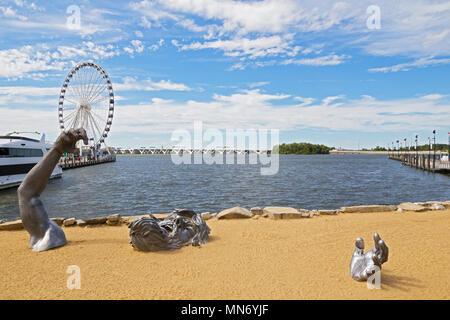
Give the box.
[58,61,114,149]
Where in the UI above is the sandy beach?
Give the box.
[0,209,449,300]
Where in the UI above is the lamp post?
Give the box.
[415,135,418,168]
[433,130,436,169]
[428,137,431,170]
[396,140,400,157]
[392,142,394,158]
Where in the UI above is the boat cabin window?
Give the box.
[0,147,43,157]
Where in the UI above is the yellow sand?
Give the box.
[0,209,449,300]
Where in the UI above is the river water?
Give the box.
[0,154,449,221]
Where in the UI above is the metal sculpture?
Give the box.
[18,128,88,252]
[129,209,211,252]
[350,232,389,281]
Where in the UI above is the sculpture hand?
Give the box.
[54,128,89,154]
[350,233,389,281]
[372,233,389,266]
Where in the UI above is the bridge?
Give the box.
[111,147,271,155]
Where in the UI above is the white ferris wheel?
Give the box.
[58,61,114,150]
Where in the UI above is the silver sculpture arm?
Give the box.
[350,232,389,281]
[18,128,88,252]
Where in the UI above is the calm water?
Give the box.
[1,154,449,221]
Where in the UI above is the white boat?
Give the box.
[0,132,62,190]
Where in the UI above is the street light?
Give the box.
[428,136,431,170]
[415,135,418,167]
[396,140,400,157]
[433,130,436,169]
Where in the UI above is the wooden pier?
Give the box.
[59,154,116,170]
[389,153,450,174]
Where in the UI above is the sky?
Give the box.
[0,0,449,149]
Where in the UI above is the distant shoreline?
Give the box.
[116,151,448,155]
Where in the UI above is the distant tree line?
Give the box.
[275,143,333,154]
[372,144,449,151]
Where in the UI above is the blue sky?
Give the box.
[0,0,449,149]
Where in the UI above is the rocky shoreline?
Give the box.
[0,200,448,231]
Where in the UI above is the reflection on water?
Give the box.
[0,154,449,221]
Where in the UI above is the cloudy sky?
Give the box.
[0,0,449,149]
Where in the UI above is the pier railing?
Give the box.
[388,153,450,173]
[58,154,116,170]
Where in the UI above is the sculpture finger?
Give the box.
[373,232,381,250]
[355,237,364,250]
[377,239,389,264]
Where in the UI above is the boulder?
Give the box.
[0,219,24,231]
[51,218,65,226]
[397,208,404,213]
[217,207,252,219]
[430,203,445,210]
[262,207,305,220]
[63,218,76,227]
[318,209,337,215]
[340,205,395,213]
[76,219,87,227]
[252,215,260,220]
[309,210,320,217]
[397,202,428,212]
[106,214,121,226]
[250,207,263,216]
[83,216,107,225]
[201,212,212,220]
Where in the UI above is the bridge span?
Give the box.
[111,147,271,155]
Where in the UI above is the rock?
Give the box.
[217,207,252,219]
[309,210,320,217]
[397,208,404,213]
[83,216,107,225]
[0,219,24,231]
[201,212,212,220]
[252,215,260,220]
[250,207,263,216]
[262,207,305,219]
[76,219,87,227]
[63,218,76,227]
[340,205,395,213]
[106,214,121,226]
[430,203,445,210]
[51,218,65,226]
[318,209,337,215]
[397,202,428,212]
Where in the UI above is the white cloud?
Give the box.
[174,35,301,60]
[368,57,450,73]
[131,40,144,53]
[294,96,315,106]
[1,89,449,143]
[322,95,345,106]
[135,30,144,38]
[115,77,191,91]
[248,81,269,88]
[0,42,120,79]
[281,54,349,66]
[103,90,450,136]
[0,5,28,20]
